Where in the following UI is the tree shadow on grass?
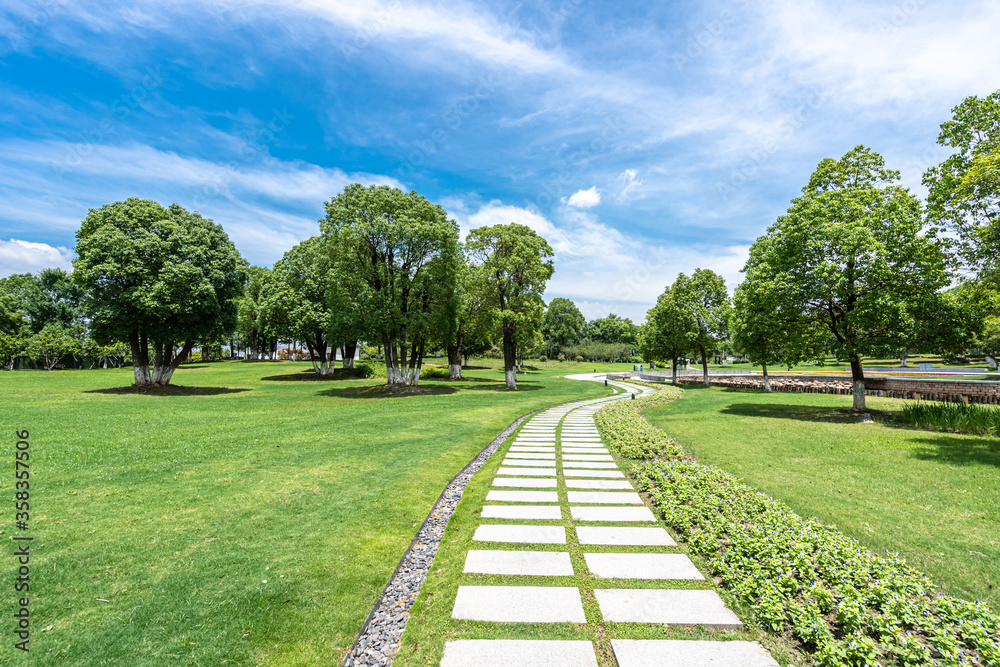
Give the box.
[318,384,458,399]
[86,385,251,396]
[909,435,1000,468]
[261,370,371,382]
[721,402,862,424]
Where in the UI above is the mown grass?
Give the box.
[642,386,1000,608]
[0,361,620,666]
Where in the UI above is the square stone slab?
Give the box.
[482,506,563,520]
[563,469,625,478]
[595,589,742,628]
[452,586,586,623]
[610,640,777,666]
[497,467,558,477]
[493,478,557,488]
[561,454,614,461]
[487,490,559,503]
[503,459,557,468]
[576,526,676,546]
[465,550,574,576]
[473,524,566,543]
[562,461,619,469]
[585,553,704,580]
[567,491,643,504]
[441,640,598,667]
[505,453,557,460]
[570,506,657,522]
[565,479,633,490]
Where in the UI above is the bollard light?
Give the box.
[631,393,635,400]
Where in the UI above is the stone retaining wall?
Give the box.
[663,374,1000,404]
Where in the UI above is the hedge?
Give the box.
[597,382,1000,666]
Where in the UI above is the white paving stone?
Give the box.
[560,447,608,454]
[510,446,556,452]
[565,479,633,490]
[497,467,558,476]
[584,553,704,579]
[452,586,586,623]
[567,491,643,504]
[505,453,557,460]
[571,506,657,522]
[611,640,777,667]
[465,550,574,576]
[481,506,563,520]
[441,640,598,667]
[576,526,676,546]
[502,459,556,467]
[473,524,566,544]
[487,490,559,503]
[561,454,614,461]
[514,440,557,445]
[594,589,743,628]
[561,461,619,469]
[563,469,625,478]
[493,478,557,488]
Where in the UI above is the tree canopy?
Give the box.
[672,268,731,385]
[467,222,554,390]
[73,198,246,386]
[745,146,949,409]
[540,297,585,355]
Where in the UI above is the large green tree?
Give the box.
[746,146,949,410]
[0,276,28,369]
[924,90,1000,281]
[321,184,459,386]
[467,222,554,390]
[236,265,279,360]
[640,282,694,384]
[540,297,585,355]
[74,198,246,386]
[585,313,638,346]
[672,269,731,386]
[443,256,494,379]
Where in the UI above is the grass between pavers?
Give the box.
[603,383,1000,665]
[0,362,613,666]
[393,396,794,667]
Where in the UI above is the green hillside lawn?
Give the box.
[0,361,619,666]
[643,386,1000,608]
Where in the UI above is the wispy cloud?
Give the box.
[0,239,74,277]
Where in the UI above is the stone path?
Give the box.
[439,382,778,667]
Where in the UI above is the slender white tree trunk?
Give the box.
[853,381,866,411]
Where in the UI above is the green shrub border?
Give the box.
[596,382,1000,667]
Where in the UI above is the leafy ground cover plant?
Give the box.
[600,383,1000,666]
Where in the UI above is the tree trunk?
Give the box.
[447,342,462,379]
[342,340,357,369]
[849,353,866,411]
[129,330,151,386]
[385,333,407,385]
[671,353,678,385]
[901,350,908,368]
[502,318,517,390]
[762,362,771,392]
[700,344,709,386]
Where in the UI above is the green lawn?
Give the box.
[643,386,1000,608]
[0,360,622,666]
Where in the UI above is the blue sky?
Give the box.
[1,0,998,321]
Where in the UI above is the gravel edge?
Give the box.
[341,392,611,667]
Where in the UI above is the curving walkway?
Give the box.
[438,377,778,666]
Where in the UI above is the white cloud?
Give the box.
[0,239,74,277]
[616,169,643,202]
[564,186,601,209]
